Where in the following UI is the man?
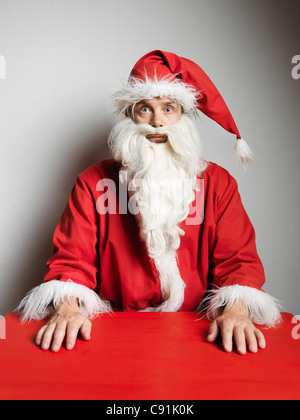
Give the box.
[17,50,281,354]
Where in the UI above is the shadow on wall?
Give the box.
[4,126,112,316]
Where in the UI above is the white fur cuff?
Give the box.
[16,280,113,322]
[206,285,282,326]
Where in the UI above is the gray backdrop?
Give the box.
[0,0,299,316]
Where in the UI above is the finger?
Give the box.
[80,319,92,341]
[232,325,247,355]
[244,328,258,353]
[51,321,67,352]
[255,328,266,349]
[40,322,57,350]
[207,320,219,343]
[65,322,81,350]
[221,322,234,353]
[35,324,47,346]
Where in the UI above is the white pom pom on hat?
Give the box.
[234,138,254,167]
[114,50,253,167]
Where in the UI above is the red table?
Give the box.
[0,312,299,400]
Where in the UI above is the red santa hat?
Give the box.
[113,50,253,166]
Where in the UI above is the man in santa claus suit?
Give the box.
[17,50,281,354]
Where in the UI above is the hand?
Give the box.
[206,302,266,355]
[35,299,92,352]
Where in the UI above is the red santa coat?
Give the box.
[43,159,265,312]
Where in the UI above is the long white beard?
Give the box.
[108,115,206,311]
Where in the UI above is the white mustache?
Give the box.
[133,123,173,137]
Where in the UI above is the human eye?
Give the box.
[165,106,174,113]
[139,105,150,113]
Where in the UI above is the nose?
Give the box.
[150,111,164,127]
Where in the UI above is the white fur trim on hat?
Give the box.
[204,285,282,326]
[113,74,199,116]
[16,280,113,322]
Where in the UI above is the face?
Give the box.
[132,97,182,143]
